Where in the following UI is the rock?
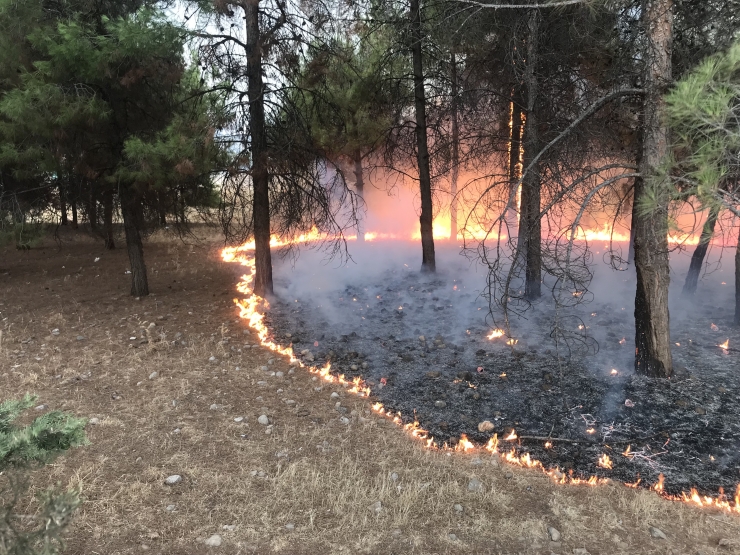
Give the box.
[204,534,222,547]
[435,400,446,408]
[369,501,382,513]
[391,528,402,538]
[718,538,732,547]
[390,472,399,482]
[330,392,340,399]
[694,406,706,415]
[209,356,217,363]
[648,526,667,540]
[222,524,236,531]
[148,371,158,380]
[51,329,60,336]
[454,503,463,513]
[209,404,220,410]
[234,417,244,423]
[573,549,591,555]
[34,404,47,411]
[164,475,182,485]
[76,335,85,341]
[275,371,284,378]
[448,533,458,541]
[504,471,514,479]
[257,415,269,425]
[426,370,441,378]
[468,478,484,492]
[478,420,495,433]
[547,527,561,542]
[285,523,295,531]
[339,417,350,425]
[88,417,99,425]
[419,335,426,342]
[165,504,176,512]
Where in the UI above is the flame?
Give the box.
[719,339,730,351]
[598,454,613,469]
[586,428,596,435]
[610,369,619,376]
[622,445,632,458]
[487,329,505,340]
[223,241,740,517]
[619,337,626,345]
[506,338,518,346]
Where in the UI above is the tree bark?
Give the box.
[71,200,78,229]
[521,10,541,300]
[103,189,115,250]
[633,0,673,377]
[450,52,460,242]
[682,206,719,296]
[88,184,97,230]
[509,90,524,209]
[59,176,68,226]
[121,191,149,297]
[246,0,273,296]
[410,0,435,271]
[158,192,167,226]
[735,223,740,326]
[353,150,365,241]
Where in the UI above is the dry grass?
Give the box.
[1,229,738,555]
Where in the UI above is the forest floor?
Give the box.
[1,227,739,555]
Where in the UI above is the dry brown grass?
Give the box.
[1,229,738,555]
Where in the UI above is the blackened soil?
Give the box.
[264,253,740,497]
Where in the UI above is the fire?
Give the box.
[598,454,613,469]
[619,337,626,345]
[586,428,596,435]
[487,329,504,340]
[719,339,730,351]
[610,369,618,376]
[506,338,518,346]
[223,241,740,518]
[622,445,632,458]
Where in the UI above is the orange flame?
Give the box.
[487,329,504,340]
[719,339,730,351]
[598,454,613,469]
[505,429,518,441]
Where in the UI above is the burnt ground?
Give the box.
[264,241,740,498]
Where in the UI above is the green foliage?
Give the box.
[0,395,88,555]
[643,41,740,217]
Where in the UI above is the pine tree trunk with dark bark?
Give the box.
[59,176,68,226]
[71,200,78,229]
[633,0,673,378]
[682,206,719,296]
[410,0,435,272]
[103,190,115,250]
[88,185,97,230]
[521,10,541,300]
[353,151,365,241]
[735,224,740,326]
[509,90,524,211]
[121,191,149,297]
[450,52,459,242]
[246,0,273,297]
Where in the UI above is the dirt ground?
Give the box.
[1,228,739,555]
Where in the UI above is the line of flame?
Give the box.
[223,244,740,515]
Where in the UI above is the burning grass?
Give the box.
[0,230,738,554]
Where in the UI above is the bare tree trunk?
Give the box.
[735,223,740,326]
[103,189,115,250]
[633,0,673,378]
[509,90,524,210]
[246,0,273,296]
[682,206,719,296]
[59,176,68,226]
[521,10,541,300]
[88,184,97,230]
[450,52,460,242]
[353,151,365,241]
[410,0,436,272]
[158,192,167,226]
[121,191,149,297]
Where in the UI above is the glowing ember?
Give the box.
[619,337,626,345]
[544,441,552,449]
[598,454,613,469]
[719,339,730,351]
[572,291,583,297]
[487,329,505,340]
[610,369,618,376]
[586,427,596,435]
[505,429,518,441]
[622,445,632,458]
[711,323,719,331]
[506,338,518,346]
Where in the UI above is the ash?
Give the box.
[265,241,740,496]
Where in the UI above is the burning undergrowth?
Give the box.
[227,241,740,508]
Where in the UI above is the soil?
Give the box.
[2,228,740,555]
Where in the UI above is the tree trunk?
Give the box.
[633,0,673,378]
[353,150,365,241]
[121,191,149,297]
[103,189,115,250]
[59,176,68,226]
[682,206,719,296]
[246,0,273,296]
[509,89,524,211]
[521,10,541,300]
[735,223,740,326]
[158,192,167,226]
[88,184,97,230]
[410,0,435,272]
[71,200,78,229]
[450,52,460,242]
